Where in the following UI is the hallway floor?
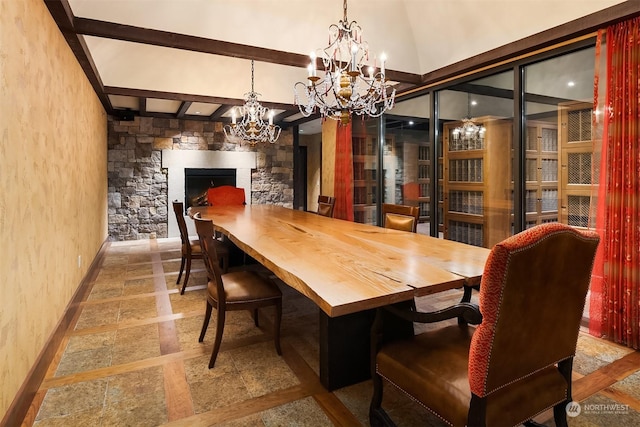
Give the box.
[23,237,640,426]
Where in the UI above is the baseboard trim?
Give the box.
[1,239,110,427]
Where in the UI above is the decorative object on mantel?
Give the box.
[452,93,485,143]
[223,60,281,144]
[293,0,395,125]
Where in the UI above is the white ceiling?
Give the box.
[63,0,626,129]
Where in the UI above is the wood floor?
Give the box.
[20,237,640,426]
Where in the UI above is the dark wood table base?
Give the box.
[318,302,415,391]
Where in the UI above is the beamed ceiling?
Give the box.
[44,0,637,133]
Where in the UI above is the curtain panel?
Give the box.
[591,17,640,349]
[334,121,354,221]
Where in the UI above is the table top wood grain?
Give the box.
[190,205,490,317]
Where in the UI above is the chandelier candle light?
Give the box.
[224,60,281,144]
[293,0,395,125]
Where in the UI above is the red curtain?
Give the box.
[591,17,640,349]
[333,121,354,221]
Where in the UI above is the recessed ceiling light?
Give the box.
[409,121,414,126]
[471,100,478,106]
[195,111,201,114]
[568,81,575,87]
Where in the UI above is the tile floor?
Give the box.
[22,237,640,426]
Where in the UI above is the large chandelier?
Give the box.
[293,0,395,125]
[224,60,281,144]
[452,94,485,143]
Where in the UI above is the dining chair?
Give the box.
[370,222,600,427]
[194,213,283,368]
[317,195,336,218]
[206,185,247,246]
[172,201,229,295]
[381,203,420,233]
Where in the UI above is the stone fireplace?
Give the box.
[162,149,256,237]
[107,116,293,241]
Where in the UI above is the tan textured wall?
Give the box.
[321,120,337,197]
[0,0,108,416]
[301,133,322,211]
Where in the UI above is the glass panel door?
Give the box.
[382,94,431,234]
[437,70,514,248]
[523,47,596,229]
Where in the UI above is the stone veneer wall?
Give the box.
[107,116,294,241]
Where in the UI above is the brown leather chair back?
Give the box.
[317,195,336,218]
[382,203,420,233]
[207,185,246,206]
[469,222,600,397]
[193,214,225,303]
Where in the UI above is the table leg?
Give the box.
[318,301,414,391]
[319,309,374,391]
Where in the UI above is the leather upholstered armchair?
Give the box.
[382,203,420,233]
[370,223,600,427]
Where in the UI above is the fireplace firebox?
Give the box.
[184,168,236,212]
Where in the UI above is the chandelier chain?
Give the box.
[251,60,255,93]
[223,60,281,145]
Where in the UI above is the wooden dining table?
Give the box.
[189,204,490,390]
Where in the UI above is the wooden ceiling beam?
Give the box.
[44,0,114,113]
[176,101,192,118]
[104,86,298,112]
[274,110,301,123]
[138,97,147,116]
[73,17,422,85]
[209,105,233,121]
[282,113,322,129]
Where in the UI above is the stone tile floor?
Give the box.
[25,237,640,426]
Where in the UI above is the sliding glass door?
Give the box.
[523,46,597,229]
[382,95,431,233]
[350,42,598,249]
[436,71,514,248]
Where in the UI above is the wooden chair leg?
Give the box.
[369,370,393,426]
[199,301,212,342]
[177,256,186,284]
[369,407,395,427]
[274,300,282,355]
[220,254,229,274]
[370,370,383,410]
[209,308,225,368]
[553,358,572,427]
[467,394,487,427]
[553,403,569,427]
[180,256,192,295]
[253,308,259,327]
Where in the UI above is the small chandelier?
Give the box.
[293,0,395,125]
[224,60,281,144]
[452,94,485,142]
